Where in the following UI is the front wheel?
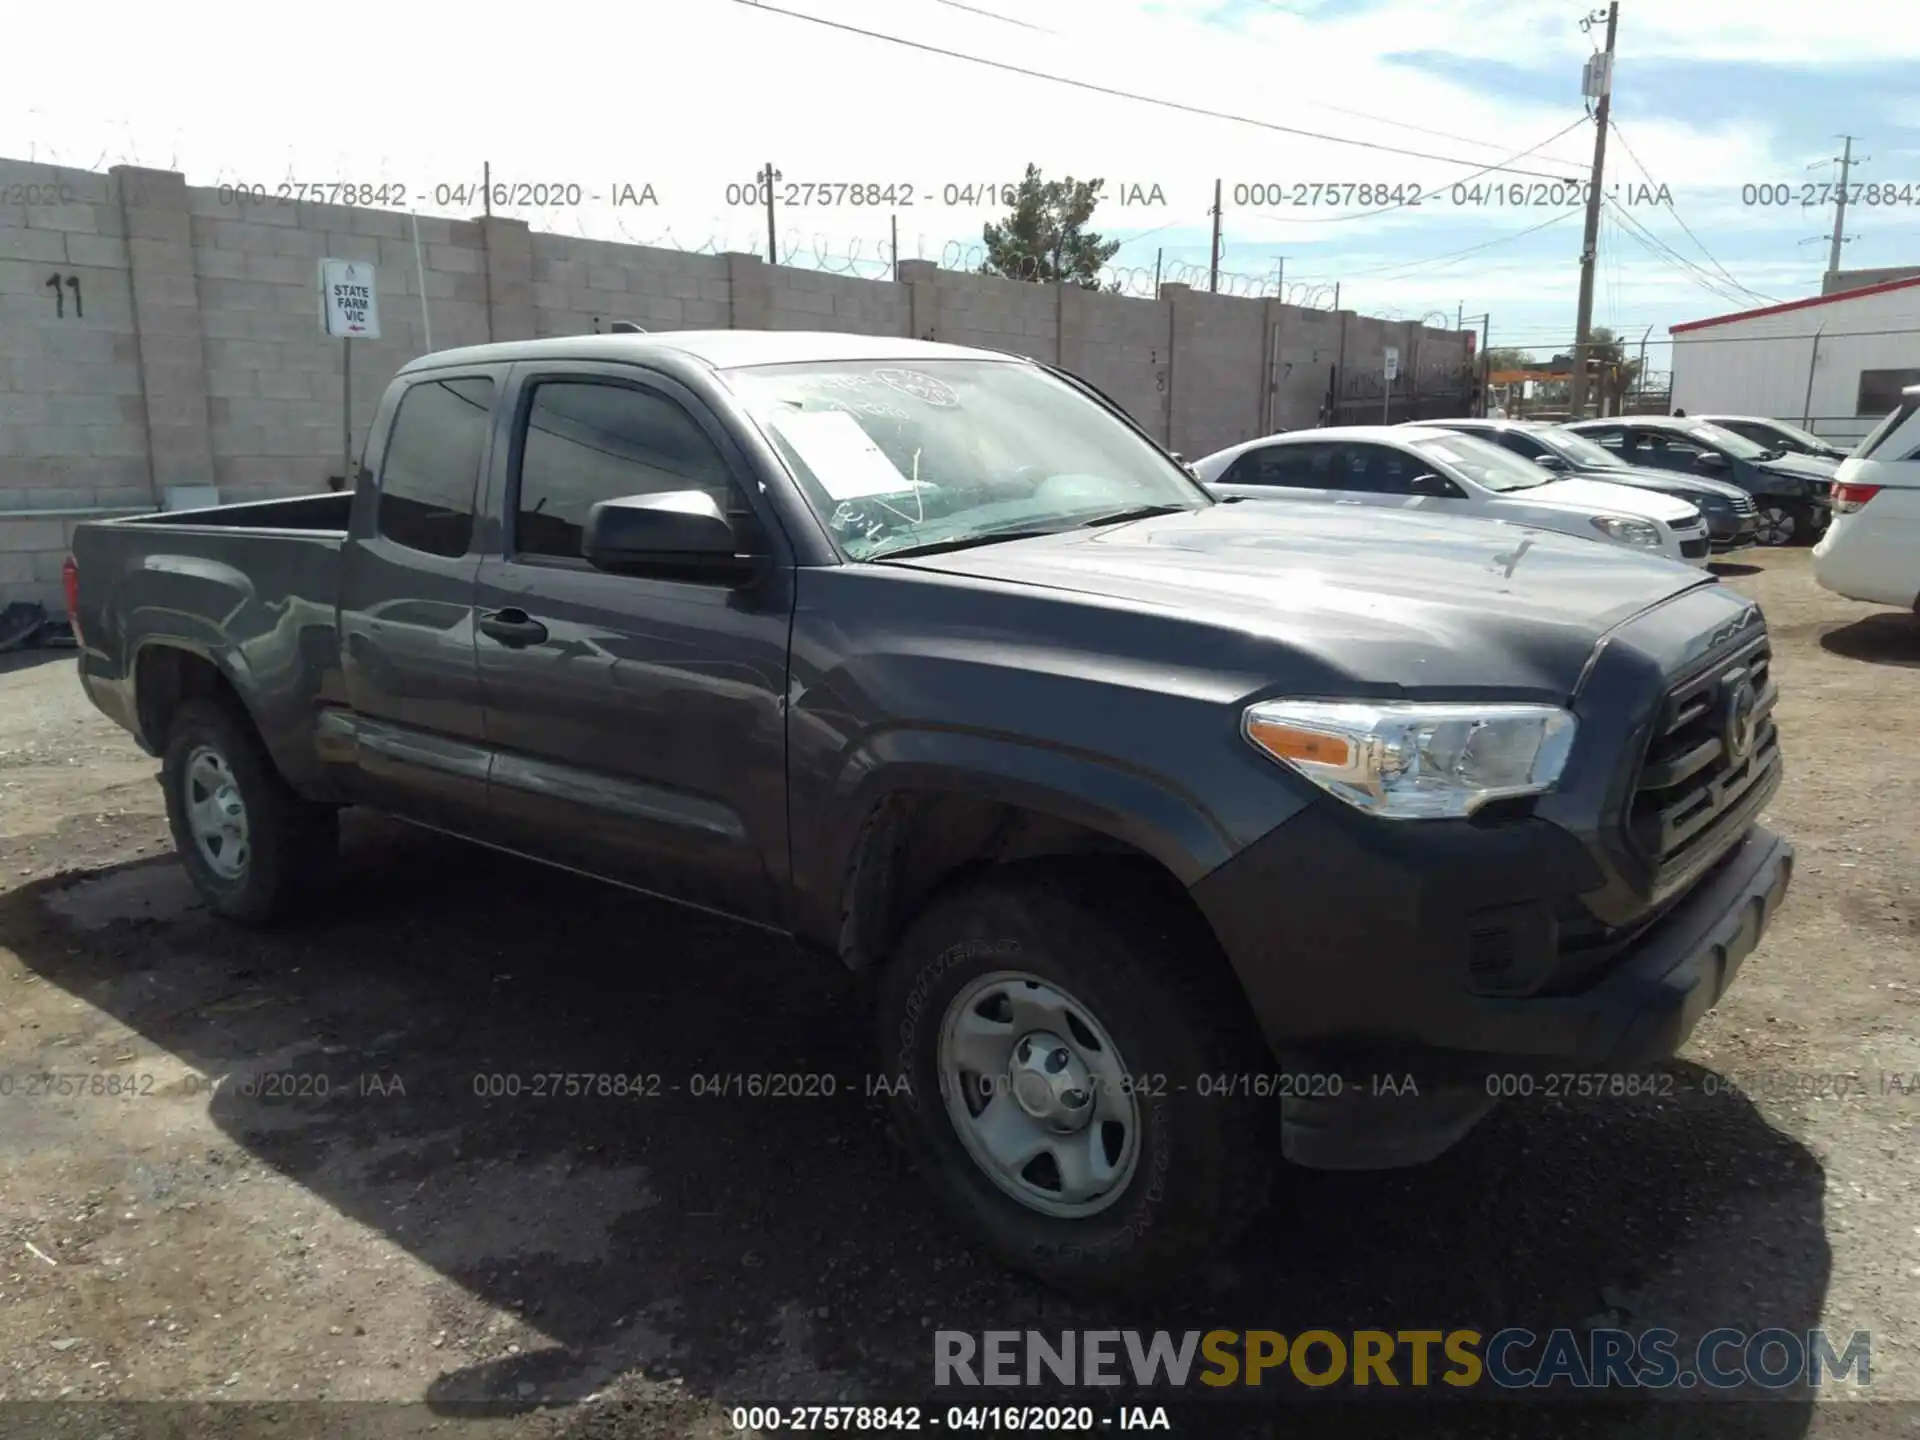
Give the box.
[1752,500,1811,547]
[874,865,1274,1293]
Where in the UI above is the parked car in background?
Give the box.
[1814,385,1920,609]
[1694,415,1852,463]
[1565,416,1838,547]
[1194,425,1713,565]
[64,330,1795,1292]
[1414,417,1759,553]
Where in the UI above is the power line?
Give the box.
[1325,207,1583,283]
[727,0,1591,180]
[1228,117,1592,230]
[1604,197,1758,307]
[1606,119,1780,305]
[921,0,1052,32]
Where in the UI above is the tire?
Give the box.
[874,862,1275,1294]
[160,696,338,924]
[1753,500,1809,547]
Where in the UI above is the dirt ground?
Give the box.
[2,548,1916,1439]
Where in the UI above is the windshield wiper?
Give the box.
[1073,503,1193,528]
[867,528,1063,561]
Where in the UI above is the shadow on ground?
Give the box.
[1819,612,1920,668]
[1709,562,1765,578]
[0,816,1834,1438]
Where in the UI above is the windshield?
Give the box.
[1532,427,1627,469]
[1406,433,1558,491]
[1684,422,1771,460]
[1749,417,1836,451]
[721,359,1209,560]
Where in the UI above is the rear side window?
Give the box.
[377,376,495,557]
[1222,444,1335,488]
[512,380,740,560]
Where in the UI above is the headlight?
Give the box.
[1589,514,1663,548]
[1242,700,1578,819]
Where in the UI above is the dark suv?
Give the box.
[1417,417,1758,552]
[1566,417,1837,546]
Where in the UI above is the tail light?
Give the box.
[1832,482,1882,514]
[62,554,82,646]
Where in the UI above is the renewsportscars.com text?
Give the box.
[935,1328,1871,1391]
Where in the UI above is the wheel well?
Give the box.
[836,791,1231,978]
[135,646,240,750]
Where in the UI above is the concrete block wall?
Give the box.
[0,161,151,607]
[1,155,1474,609]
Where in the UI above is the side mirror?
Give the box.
[582,490,765,583]
[1410,473,1453,496]
[1533,454,1569,471]
[1693,451,1729,472]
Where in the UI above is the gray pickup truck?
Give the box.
[67,331,1793,1292]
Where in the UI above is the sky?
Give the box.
[4,0,1918,380]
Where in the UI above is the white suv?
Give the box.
[1195,426,1711,565]
[1814,385,1920,609]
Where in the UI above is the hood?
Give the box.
[1566,464,1751,503]
[888,502,1709,698]
[1520,476,1701,524]
[1756,451,1839,480]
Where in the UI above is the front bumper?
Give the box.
[1705,511,1759,551]
[1191,804,1793,1167]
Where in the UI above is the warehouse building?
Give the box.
[1669,273,1920,447]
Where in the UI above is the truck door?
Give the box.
[472,362,794,925]
[332,368,501,833]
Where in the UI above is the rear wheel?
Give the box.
[161,697,338,924]
[1753,500,1810,547]
[874,864,1275,1294]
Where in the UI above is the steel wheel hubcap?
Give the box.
[938,971,1140,1218]
[184,746,250,879]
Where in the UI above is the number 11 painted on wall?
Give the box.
[45,273,83,319]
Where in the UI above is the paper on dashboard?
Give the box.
[767,409,916,500]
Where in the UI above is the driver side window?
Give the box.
[511,379,751,562]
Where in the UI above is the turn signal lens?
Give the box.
[1242,699,1578,820]
[1244,719,1355,768]
[1832,482,1882,514]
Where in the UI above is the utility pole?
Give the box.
[1153,247,1163,296]
[1567,1,1619,421]
[1275,256,1286,299]
[1209,179,1222,293]
[1636,323,1652,410]
[1824,135,1866,279]
[758,162,781,265]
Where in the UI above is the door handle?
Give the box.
[479,609,549,647]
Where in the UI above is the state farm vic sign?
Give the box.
[319,259,381,339]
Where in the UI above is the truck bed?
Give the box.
[69,491,353,771]
[114,491,352,533]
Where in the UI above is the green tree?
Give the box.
[980,164,1122,290]
[1482,347,1537,374]
[1588,325,1646,407]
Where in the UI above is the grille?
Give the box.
[1680,537,1710,559]
[1626,635,1779,893]
[1730,493,1758,516]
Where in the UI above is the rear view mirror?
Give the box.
[583,490,765,583]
